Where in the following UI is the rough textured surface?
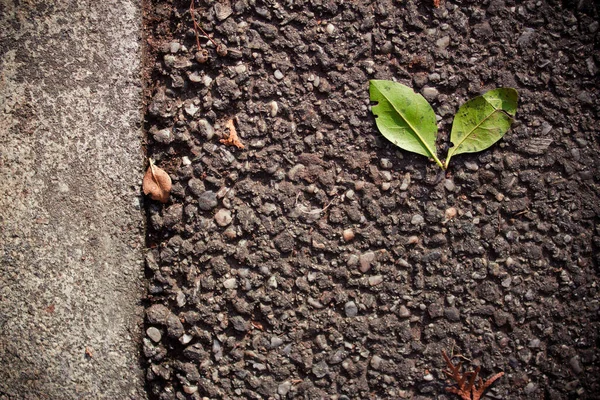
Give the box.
[0,1,146,399]
[143,1,599,399]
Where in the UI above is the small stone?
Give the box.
[180,334,193,344]
[465,161,479,171]
[422,87,439,101]
[223,277,237,289]
[267,100,278,117]
[343,229,355,242]
[444,307,460,321]
[214,2,233,21]
[423,373,434,381]
[182,156,191,166]
[381,182,390,191]
[215,209,233,226]
[569,356,583,374]
[267,275,278,288]
[399,173,411,190]
[169,41,180,53]
[368,275,383,286]
[176,291,186,307]
[312,360,329,378]
[197,119,215,140]
[380,158,393,169]
[234,64,247,74]
[278,381,292,396]
[184,102,199,117]
[165,313,185,338]
[198,191,218,210]
[345,301,358,317]
[407,235,419,245]
[354,181,365,191]
[444,179,456,191]
[398,305,411,318]
[183,386,198,394]
[445,207,457,220]
[270,336,284,349]
[326,23,335,34]
[524,382,537,394]
[370,355,383,370]
[436,36,450,48]
[411,214,424,225]
[347,254,359,267]
[152,127,172,143]
[359,251,375,273]
[230,316,249,332]
[147,327,162,343]
[216,43,228,56]
[146,304,170,324]
[528,338,540,348]
[274,69,284,80]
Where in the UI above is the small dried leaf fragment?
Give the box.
[434,0,441,7]
[220,119,244,149]
[143,159,172,203]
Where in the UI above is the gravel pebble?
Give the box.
[411,214,425,225]
[146,327,162,343]
[214,209,233,226]
[345,301,358,317]
[198,191,218,210]
[359,251,375,273]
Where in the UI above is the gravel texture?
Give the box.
[142,1,599,399]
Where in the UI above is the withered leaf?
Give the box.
[220,119,244,149]
[143,159,172,203]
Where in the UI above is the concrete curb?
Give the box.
[0,1,146,398]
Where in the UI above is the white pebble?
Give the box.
[146,327,162,343]
[326,23,335,34]
[223,277,237,289]
[445,207,457,220]
[215,209,233,226]
[180,334,193,344]
[274,69,284,80]
[342,229,355,242]
[267,100,278,117]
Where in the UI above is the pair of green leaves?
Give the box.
[369,80,518,170]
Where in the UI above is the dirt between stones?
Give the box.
[141,1,599,399]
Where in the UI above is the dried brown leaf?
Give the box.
[220,119,244,149]
[143,159,172,203]
[442,350,504,400]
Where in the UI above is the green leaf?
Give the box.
[445,88,518,169]
[369,80,443,169]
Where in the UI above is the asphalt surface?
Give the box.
[0,1,146,398]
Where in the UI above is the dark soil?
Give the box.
[141,1,600,399]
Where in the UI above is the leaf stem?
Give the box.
[431,153,444,170]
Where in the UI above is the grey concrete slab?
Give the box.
[0,1,146,398]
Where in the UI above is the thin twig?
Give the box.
[190,0,219,49]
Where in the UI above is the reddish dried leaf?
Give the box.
[442,350,504,400]
[473,372,505,400]
[220,119,244,149]
[434,0,441,7]
[143,160,172,203]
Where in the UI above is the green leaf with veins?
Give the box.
[369,80,444,169]
[445,88,518,169]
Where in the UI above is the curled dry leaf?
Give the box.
[143,159,172,203]
[220,119,245,149]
